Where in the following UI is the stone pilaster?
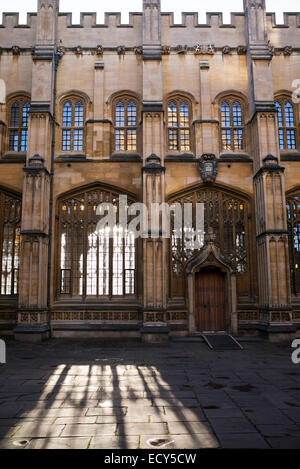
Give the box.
[244,1,294,340]
[14,0,60,341]
[194,61,219,156]
[87,61,111,159]
[142,155,167,325]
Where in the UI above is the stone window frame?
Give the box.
[287,188,300,297]
[7,94,31,153]
[0,187,22,297]
[275,94,298,151]
[55,183,140,301]
[60,95,86,154]
[165,93,193,155]
[166,183,254,301]
[112,93,140,153]
[219,95,246,153]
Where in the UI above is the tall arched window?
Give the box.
[168,187,249,298]
[221,99,244,151]
[8,98,30,152]
[167,99,191,152]
[57,186,137,299]
[275,98,297,150]
[287,191,300,295]
[62,99,85,152]
[0,189,21,296]
[114,98,138,151]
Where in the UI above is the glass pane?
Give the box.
[13,228,20,295]
[286,130,296,150]
[233,129,243,150]
[285,102,295,127]
[180,102,189,127]
[74,102,84,127]
[116,101,125,127]
[115,129,125,151]
[113,226,123,295]
[9,130,19,151]
[22,102,30,127]
[232,102,243,126]
[98,227,110,296]
[168,129,178,151]
[20,130,28,151]
[180,129,190,152]
[127,101,137,127]
[1,224,13,295]
[221,102,230,127]
[127,129,137,151]
[62,102,72,127]
[278,129,285,150]
[168,102,177,127]
[125,230,135,295]
[222,129,231,150]
[74,129,83,151]
[10,102,20,127]
[276,102,283,127]
[62,130,71,151]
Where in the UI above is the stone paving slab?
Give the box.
[1,338,300,449]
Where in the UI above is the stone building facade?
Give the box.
[0,0,299,342]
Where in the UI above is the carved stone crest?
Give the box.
[175,45,188,54]
[222,46,231,55]
[161,45,170,55]
[12,45,20,56]
[117,46,126,55]
[134,46,143,55]
[96,45,103,55]
[283,46,293,56]
[194,44,215,55]
[199,153,218,183]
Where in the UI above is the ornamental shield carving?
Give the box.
[199,153,218,183]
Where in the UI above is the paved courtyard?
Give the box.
[0,336,300,449]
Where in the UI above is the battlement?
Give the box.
[0,9,299,49]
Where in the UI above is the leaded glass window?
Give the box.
[62,99,84,152]
[168,188,249,297]
[221,99,244,151]
[0,189,21,296]
[9,99,30,152]
[287,192,300,295]
[58,187,137,298]
[114,98,137,151]
[167,99,191,152]
[275,99,297,150]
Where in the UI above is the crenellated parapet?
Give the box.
[0,9,299,50]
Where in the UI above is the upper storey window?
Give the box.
[62,99,85,152]
[167,99,191,152]
[114,99,137,152]
[275,99,297,150]
[9,99,30,152]
[221,100,244,151]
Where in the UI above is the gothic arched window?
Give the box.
[168,187,249,298]
[57,186,137,299]
[287,191,300,295]
[275,98,297,150]
[167,98,191,152]
[61,98,85,152]
[221,99,244,151]
[114,98,138,151]
[0,189,21,296]
[8,98,30,152]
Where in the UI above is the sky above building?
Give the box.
[0,0,299,24]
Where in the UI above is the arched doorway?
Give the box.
[195,266,226,332]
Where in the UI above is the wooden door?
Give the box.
[195,267,226,332]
